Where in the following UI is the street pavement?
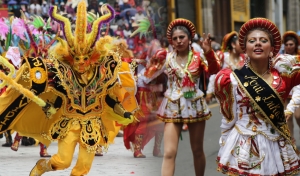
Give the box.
[1,103,300,176]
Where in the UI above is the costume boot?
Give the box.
[11,132,22,151]
[95,145,103,156]
[153,132,163,157]
[2,131,12,147]
[29,159,53,176]
[39,143,51,157]
[133,134,146,158]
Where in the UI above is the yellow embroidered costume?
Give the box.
[0,2,138,176]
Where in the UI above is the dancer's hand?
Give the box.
[199,33,212,53]
[285,111,293,121]
[124,112,133,119]
[205,93,214,104]
[42,102,56,119]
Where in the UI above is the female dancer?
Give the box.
[147,18,220,176]
[215,18,300,175]
[206,31,244,103]
[282,31,300,143]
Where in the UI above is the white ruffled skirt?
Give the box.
[157,89,211,123]
[217,127,300,175]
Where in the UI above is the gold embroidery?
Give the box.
[32,57,43,67]
[255,96,261,102]
[30,67,47,84]
[47,117,107,153]
[234,125,281,141]
[252,125,257,132]
[244,82,248,87]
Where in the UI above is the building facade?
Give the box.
[168,0,300,43]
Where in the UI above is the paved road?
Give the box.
[1,103,300,176]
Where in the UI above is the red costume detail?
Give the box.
[238,18,281,56]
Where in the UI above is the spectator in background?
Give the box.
[149,0,159,13]
[161,38,170,51]
[134,6,146,22]
[29,0,42,16]
[114,25,125,38]
[142,0,150,10]
[123,24,132,38]
[117,16,129,27]
[21,5,30,19]
[117,0,124,6]
[143,0,154,21]
[98,2,104,14]
[66,1,75,17]
[129,16,135,30]
[127,0,135,7]
[120,0,131,11]
[99,0,107,4]
[88,0,99,14]
[113,2,121,21]
[191,33,203,53]
[209,36,221,52]
[41,1,49,19]
[59,2,66,14]
[127,37,135,50]
[124,10,131,24]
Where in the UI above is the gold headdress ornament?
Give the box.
[49,1,115,63]
[166,18,196,44]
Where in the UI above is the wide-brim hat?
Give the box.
[282,31,300,45]
[221,31,238,52]
[166,18,196,44]
[239,18,281,56]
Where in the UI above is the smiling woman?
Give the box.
[215,18,300,176]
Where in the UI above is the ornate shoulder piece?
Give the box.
[273,54,298,74]
[214,68,235,122]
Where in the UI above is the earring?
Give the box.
[233,47,236,54]
[269,57,273,70]
[269,52,273,58]
[244,57,250,68]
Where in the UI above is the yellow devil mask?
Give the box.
[49,1,115,73]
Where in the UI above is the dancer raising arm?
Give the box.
[143,18,220,176]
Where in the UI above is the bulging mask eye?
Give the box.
[84,57,88,61]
